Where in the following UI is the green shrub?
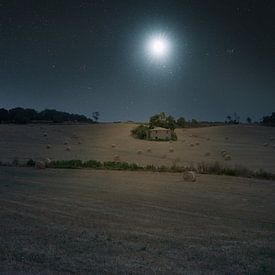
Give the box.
[26,159,35,167]
[49,159,83,169]
[171,131,177,141]
[83,160,102,168]
[131,125,149,140]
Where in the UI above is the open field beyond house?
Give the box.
[0,167,275,274]
[1,123,275,172]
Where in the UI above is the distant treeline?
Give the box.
[261,112,275,126]
[0,107,94,124]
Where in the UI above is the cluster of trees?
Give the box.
[149,112,199,130]
[0,107,96,124]
[131,112,200,140]
[226,113,241,124]
[261,112,275,126]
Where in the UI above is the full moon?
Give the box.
[145,34,171,62]
[150,38,168,57]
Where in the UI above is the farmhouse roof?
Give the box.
[149,127,170,131]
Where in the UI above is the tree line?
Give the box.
[261,112,275,126]
[149,112,199,130]
[0,107,97,124]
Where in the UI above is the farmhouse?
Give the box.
[148,127,172,140]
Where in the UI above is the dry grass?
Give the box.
[1,123,275,173]
[1,167,275,273]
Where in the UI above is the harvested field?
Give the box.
[0,167,275,273]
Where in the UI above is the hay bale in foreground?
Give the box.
[35,161,46,169]
[183,171,196,182]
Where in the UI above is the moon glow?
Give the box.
[145,33,171,62]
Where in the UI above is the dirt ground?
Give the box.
[1,123,275,172]
[0,167,275,274]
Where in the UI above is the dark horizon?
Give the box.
[0,0,274,122]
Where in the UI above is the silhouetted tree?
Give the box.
[92,111,100,122]
[0,108,10,123]
[149,112,176,130]
[176,117,186,128]
[262,112,275,126]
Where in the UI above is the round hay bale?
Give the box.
[137,150,142,155]
[35,161,46,169]
[263,143,268,147]
[78,141,82,145]
[113,155,121,162]
[206,138,210,141]
[195,142,200,146]
[221,150,227,157]
[169,140,173,144]
[174,157,181,163]
[43,132,48,137]
[64,141,69,145]
[147,147,151,152]
[183,171,196,182]
[169,148,174,153]
[225,137,229,140]
[65,146,71,151]
[44,158,51,165]
[224,154,231,161]
[204,152,210,157]
[46,144,51,149]
[161,154,167,159]
[181,139,185,143]
[190,144,194,147]
[111,144,116,148]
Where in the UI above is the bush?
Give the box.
[171,131,177,141]
[26,159,35,167]
[83,160,102,168]
[131,125,149,139]
[48,160,83,169]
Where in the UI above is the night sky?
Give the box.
[0,0,274,122]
